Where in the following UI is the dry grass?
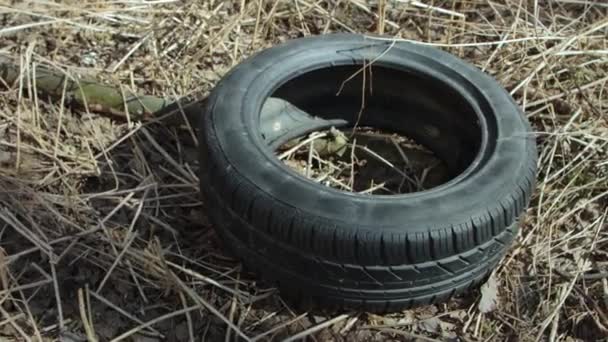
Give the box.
[0,0,607,341]
[277,126,449,195]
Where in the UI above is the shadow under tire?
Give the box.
[198,33,537,312]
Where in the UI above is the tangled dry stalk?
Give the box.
[277,126,450,195]
[0,0,607,341]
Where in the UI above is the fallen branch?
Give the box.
[0,56,202,126]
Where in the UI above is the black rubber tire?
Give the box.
[198,33,537,312]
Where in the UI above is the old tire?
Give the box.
[198,33,537,312]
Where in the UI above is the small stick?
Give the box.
[311,154,343,172]
[29,262,51,281]
[237,300,254,334]
[359,182,388,194]
[40,319,72,333]
[168,269,251,342]
[390,137,411,166]
[349,138,357,191]
[109,33,151,73]
[403,0,466,18]
[278,132,327,160]
[398,170,412,193]
[390,137,423,190]
[13,284,43,341]
[283,314,350,342]
[306,138,314,178]
[0,278,52,297]
[110,305,201,342]
[0,313,25,328]
[328,176,353,191]
[0,209,53,257]
[50,261,64,333]
[314,172,331,183]
[352,144,418,186]
[166,260,247,299]
[474,311,483,337]
[340,316,359,335]
[55,237,80,264]
[141,213,180,236]
[225,269,242,342]
[0,306,30,342]
[52,74,69,161]
[246,312,278,331]
[153,239,251,341]
[126,260,149,303]
[96,231,138,293]
[251,313,308,341]
[180,292,195,342]
[78,288,98,342]
[347,0,399,29]
[89,290,162,337]
[373,327,441,342]
[140,127,196,183]
[85,285,95,339]
[419,161,441,189]
[377,0,386,34]
[250,0,263,49]
[126,186,149,239]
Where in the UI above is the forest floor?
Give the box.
[0,0,607,341]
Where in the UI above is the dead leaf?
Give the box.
[396,311,416,325]
[367,313,398,326]
[478,273,499,313]
[313,127,348,157]
[439,319,456,332]
[419,317,440,333]
[448,310,467,321]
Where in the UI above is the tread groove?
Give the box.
[436,262,455,276]
[361,266,382,286]
[493,237,506,246]
[471,218,479,245]
[380,235,388,265]
[287,216,295,244]
[310,225,316,252]
[387,267,403,281]
[500,201,510,227]
[229,181,242,210]
[265,210,273,233]
[459,256,471,265]
[451,225,459,254]
[489,211,497,237]
[405,234,413,264]
[246,198,255,222]
[354,233,359,264]
[428,231,436,260]
[332,229,338,259]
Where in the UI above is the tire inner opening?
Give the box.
[266,64,482,195]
